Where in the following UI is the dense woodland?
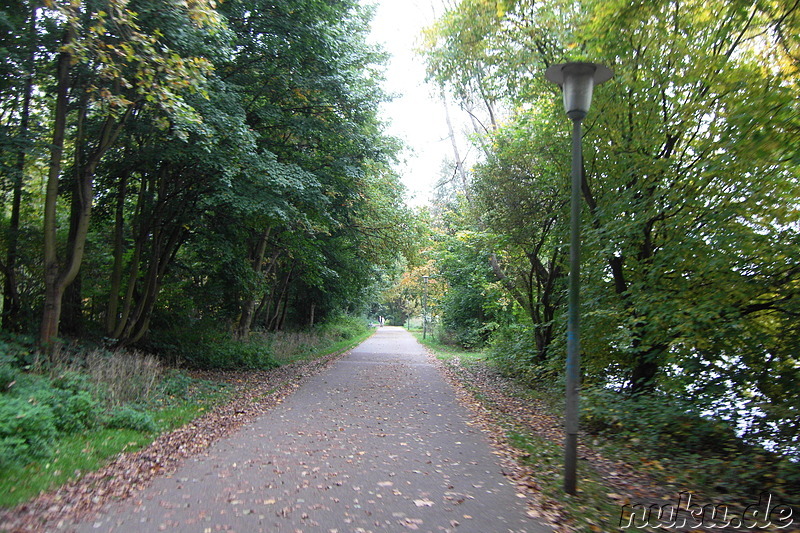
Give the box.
[382,0,800,475]
[0,0,415,358]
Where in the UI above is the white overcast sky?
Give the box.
[363,0,454,206]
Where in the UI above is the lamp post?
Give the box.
[545,62,613,495]
[422,275,429,339]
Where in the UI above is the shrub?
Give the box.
[31,387,99,434]
[50,370,95,395]
[581,386,800,497]
[0,397,57,466]
[581,387,741,452]
[0,333,36,368]
[315,315,369,341]
[103,406,157,432]
[159,370,193,400]
[486,324,560,388]
[0,436,28,468]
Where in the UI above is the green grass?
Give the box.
[0,428,152,508]
[307,326,374,361]
[408,329,485,363]
[0,384,231,509]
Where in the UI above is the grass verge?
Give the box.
[408,329,484,363]
[0,378,232,509]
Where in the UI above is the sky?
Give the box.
[363,0,454,207]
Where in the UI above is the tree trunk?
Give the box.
[235,226,272,339]
[111,175,149,339]
[123,224,185,344]
[39,29,73,351]
[268,264,294,331]
[62,98,89,337]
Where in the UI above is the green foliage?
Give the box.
[31,388,98,434]
[148,323,278,370]
[314,315,370,342]
[102,405,157,433]
[0,364,17,392]
[158,370,194,400]
[0,362,234,507]
[0,333,37,369]
[486,324,562,387]
[581,387,740,453]
[0,397,57,467]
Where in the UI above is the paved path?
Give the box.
[74,327,551,533]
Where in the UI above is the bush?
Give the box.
[159,370,193,400]
[50,370,95,395]
[581,386,800,497]
[581,387,741,452]
[31,387,99,434]
[103,406,157,432]
[0,397,57,466]
[0,436,28,468]
[315,315,369,341]
[0,333,36,369]
[486,324,560,388]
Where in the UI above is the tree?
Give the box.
[38,0,217,349]
[423,0,800,453]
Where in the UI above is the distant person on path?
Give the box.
[378,315,385,326]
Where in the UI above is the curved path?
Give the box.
[74,326,551,533]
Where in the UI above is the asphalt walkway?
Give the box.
[73,326,551,533]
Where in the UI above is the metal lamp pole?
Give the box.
[422,275,429,340]
[545,62,613,495]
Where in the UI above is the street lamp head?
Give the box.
[545,62,613,121]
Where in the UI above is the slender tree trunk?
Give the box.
[268,265,294,331]
[40,27,131,350]
[39,29,73,351]
[62,97,90,337]
[123,224,185,344]
[111,175,148,339]
[255,288,273,328]
[440,91,470,200]
[235,226,272,339]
